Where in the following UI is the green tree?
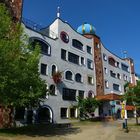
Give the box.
[124,81,140,125]
[77,97,100,120]
[0,3,46,108]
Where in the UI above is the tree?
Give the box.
[124,81,140,125]
[0,3,46,108]
[77,97,100,120]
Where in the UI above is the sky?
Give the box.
[23,0,140,74]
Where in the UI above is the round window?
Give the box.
[60,31,69,43]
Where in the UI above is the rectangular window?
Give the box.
[61,49,67,60]
[88,76,94,85]
[104,67,108,74]
[41,63,47,75]
[87,59,93,70]
[113,83,120,91]
[81,57,85,65]
[121,63,129,72]
[78,90,84,99]
[60,108,68,118]
[68,52,79,65]
[110,70,116,78]
[70,108,76,118]
[87,46,92,54]
[62,88,76,101]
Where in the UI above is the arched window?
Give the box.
[30,38,51,55]
[51,65,57,76]
[75,73,82,83]
[49,84,56,95]
[72,39,83,50]
[65,71,73,81]
[108,57,116,67]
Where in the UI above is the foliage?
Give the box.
[0,3,46,108]
[77,97,100,119]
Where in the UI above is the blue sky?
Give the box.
[23,0,140,74]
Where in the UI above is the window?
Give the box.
[88,76,94,85]
[65,71,73,81]
[72,39,83,50]
[51,65,57,76]
[104,67,108,74]
[81,57,85,65]
[60,108,68,118]
[88,90,94,98]
[103,53,107,61]
[70,108,76,118]
[68,52,79,65]
[123,74,128,81]
[61,49,67,60]
[113,84,121,91]
[121,63,129,72]
[31,39,51,55]
[41,63,47,75]
[87,59,93,70]
[108,57,116,67]
[75,73,82,83]
[105,80,109,88]
[60,31,69,43]
[78,90,84,99]
[110,70,116,78]
[116,62,120,68]
[49,84,56,95]
[95,43,100,48]
[117,73,121,79]
[87,46,92,54]
[62,88,76,101]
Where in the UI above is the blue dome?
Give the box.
[77,23,96,35]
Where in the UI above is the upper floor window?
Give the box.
[78,90,84,99]
[68,52,79,65]
[60,31,69,43]
[87,76,94,85]
[116,62,120,68]
[113,83,121,91]
[105,80,109,88]
[87,59,93,70]
[62,88,76,101]
[61,49,67,60]
[72,39,83,50]
[31,39,51,55]
[81,57,85,65]
[75,73,82,83]
[108,57,116,67]
[104,67,108,74]
[121,63,129,72]
[41,63,47,75]
[87,46,92,54]
[49,84,56,95]
[110,70,116,78]
[103,53,107,61]
[117,73,121,79]
[52,65,57,76]
[95,42,100,48]
[65,71,73,81]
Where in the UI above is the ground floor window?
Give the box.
[70,108,76,118]
[60,108,68,118]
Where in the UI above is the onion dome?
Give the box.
[77,23,96,35]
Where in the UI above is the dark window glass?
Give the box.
[41,63,47,75]
[60,108,67,118]
[110,70,116,78]
[68,52,79,65]
[87,46,92,54]
[52,65,56,76]
[65,71,73,80]
[62,88,76,101]
[87,59,93,69]
[70,108,75,118]
[72,39,83,50]
[75,73,82,83]
[31,39,50,55]
[61,49,66,60]
[81,57,85,65]
[121,63,129,72]
[88,76,93,85]
[49,84,55,95]
[113,84,120,91]
[78,90,84,99]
